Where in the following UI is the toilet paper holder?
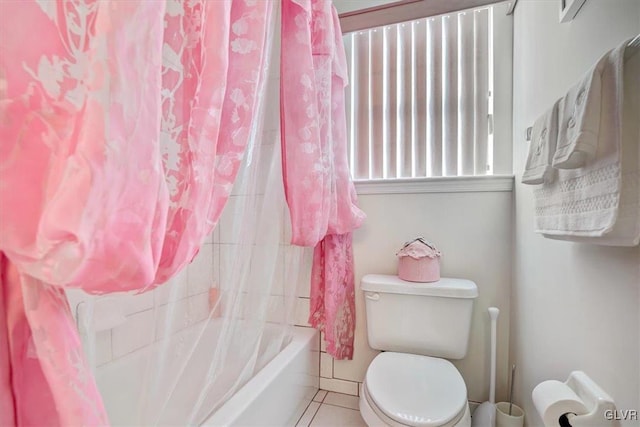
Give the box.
[533,371,618,427]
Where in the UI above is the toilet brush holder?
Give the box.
[496,402,524,427]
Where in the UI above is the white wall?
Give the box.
[511,1,640,425]
[319,188,514,405]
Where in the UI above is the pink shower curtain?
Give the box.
[280,0,365,359]
[0,1,271,424]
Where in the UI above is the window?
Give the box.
[343,4,512,181]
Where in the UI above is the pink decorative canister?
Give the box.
[396,238,442,282]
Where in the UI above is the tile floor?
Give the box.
[296,390,366,427]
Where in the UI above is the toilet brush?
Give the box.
[508,364,516,415]
[471,307,500,427]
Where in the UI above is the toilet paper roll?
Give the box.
[532,380,588,427]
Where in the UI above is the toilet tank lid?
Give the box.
[361,274,478,298]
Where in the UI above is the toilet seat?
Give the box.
[360,382,470,427]
[362,352,468,427]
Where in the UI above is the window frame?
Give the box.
[340,0,515,190]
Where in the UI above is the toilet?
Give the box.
[359,274,478,427]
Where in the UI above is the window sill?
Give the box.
[353,175,514,195]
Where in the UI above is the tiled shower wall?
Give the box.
[65,18,357,395]
[67,194,316,370]
[318,334,361,396]
[66,42,319,370]
[66,259,209,367]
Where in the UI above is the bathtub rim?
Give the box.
[201,325,318,426]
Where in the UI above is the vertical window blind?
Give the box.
[344,6,495,180]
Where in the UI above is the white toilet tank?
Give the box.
[362,274,478,359]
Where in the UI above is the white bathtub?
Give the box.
[203,326,319,426]
[94,320,319,426]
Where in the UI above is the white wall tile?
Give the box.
[70,293,126,333]
[187,243,214,296]
[154,299,190,340]
[121,291,155,315]
[310,331,321,353]
[319,378,359,396]
[211,224,221,244]
[111,310,154,359]
[230,158,256,197]
[219,196,240,243]
[220,197,266,244]
[269,249,285,296]
[213,244,220,287]
[65,288,88,322]
[187,293,210,325]
[320,352,333,379]
[288,247,312,298]
[205,220,220,244]
[219,244,240,291]
[296,280,310,298]
[155,269,188,305]
[333,347,376,383]
[282,205,292,245]
[255,143,275,195]
[266,295,285,323]
[94,330,113,366]
[295,297,311,327]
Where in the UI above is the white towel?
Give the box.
[552,61,605,169]
[534,41,628,238]
[522,102,559,185]
[543,42,640,246]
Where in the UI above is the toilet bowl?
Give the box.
[359,275,478,427]
[359,352,471,427]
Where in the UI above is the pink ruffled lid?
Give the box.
[396,239,441,260]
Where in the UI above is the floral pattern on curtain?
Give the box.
[0,0,271,424]
[280,0,365,359]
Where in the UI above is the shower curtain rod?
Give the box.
[339,0,508,33]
